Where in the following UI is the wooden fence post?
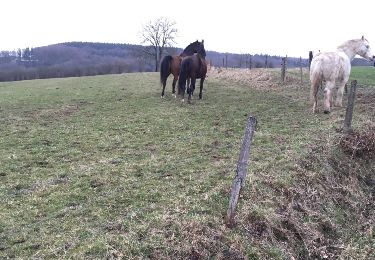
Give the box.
[309,51,313,70]
[226,116,257,227]
[156,46,160,72]
[300,56,303,85]
[343,80,357,133]
[249,55,252,70]
[281,56,287,82]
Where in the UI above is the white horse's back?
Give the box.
[310,51,351,84]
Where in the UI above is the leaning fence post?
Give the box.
[343,80,357,133]
[226,116,257,227]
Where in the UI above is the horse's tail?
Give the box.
[309,61,322,102]
[178,57,191,95]
[160,55,172,85]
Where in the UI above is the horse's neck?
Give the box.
[180,46,195,57]
[180,51,192,57]
[337,42,358,61]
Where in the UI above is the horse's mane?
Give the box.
[181,41,198,56]
[337,39,357,49]
[337,37,368,51]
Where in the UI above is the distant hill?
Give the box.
[351,57,374,66]
[0,42,372,82]
[0,43,152,82]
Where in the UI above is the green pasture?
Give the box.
[0,67,374,259]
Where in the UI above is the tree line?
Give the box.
[0,43,156,82]
[0,42,371,82]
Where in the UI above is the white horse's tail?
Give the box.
[310,64,322,102]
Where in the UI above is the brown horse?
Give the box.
[160,40,206,98]
[178,52,207,102]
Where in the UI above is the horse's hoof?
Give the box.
[161,95,164,99]
[173,94,176,98]
[324,110,330,114]
[181,99,185,103]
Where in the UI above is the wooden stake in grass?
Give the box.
[309,51,313,70]
[226,116,257,227]
[343,80,357,133]
[300,56,303,86]
[281,56,287,82]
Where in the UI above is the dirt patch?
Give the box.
[24,100,90,121]
[52,104,80,118]
[243,132,375,259]
[139,219,246,259]
[356,89,375,105]
[176,221,245,259]
[287,143,373,258]
[339,124,375,159]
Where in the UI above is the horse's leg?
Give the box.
[161,78,167,98]
[335,81,347,107]
[199,77,205,99]
[187,78,191,96]
[182,82,189,102]
[323,81,335,113]
[311,80,320,113]
[172,75,178,98]
[188,78,196,103]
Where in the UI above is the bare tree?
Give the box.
[140,17,177,72]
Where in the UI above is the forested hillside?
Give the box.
[0,43,152,81]
[0,42,372,82]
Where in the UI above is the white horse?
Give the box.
[310,36,374,113]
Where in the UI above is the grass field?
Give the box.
[0,67,374,259]
[350,66,375,85]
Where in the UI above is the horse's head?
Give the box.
[357,36,374,61]
[181,40,206,58]
[196,40,206,59]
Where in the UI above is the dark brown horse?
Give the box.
[160,40,206,98]
[178,52,207,102]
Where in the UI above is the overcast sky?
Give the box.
[1,0,374,57]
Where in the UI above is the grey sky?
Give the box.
[1,0,374,58]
